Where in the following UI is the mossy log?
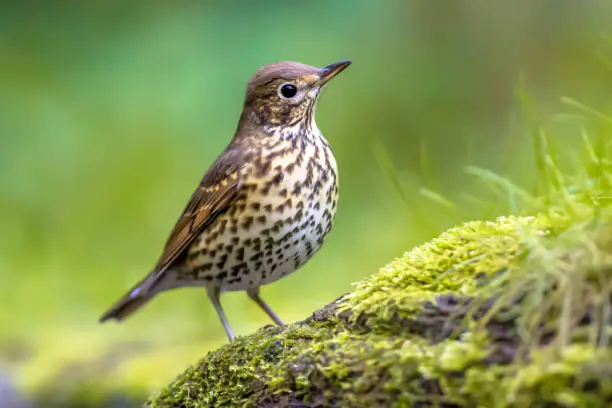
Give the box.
[148,213,612,407]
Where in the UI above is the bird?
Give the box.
[99,60,351,341]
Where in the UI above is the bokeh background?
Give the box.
[2,1,612,406]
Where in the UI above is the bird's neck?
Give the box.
[265,120,320,144]
[235,108,322,145]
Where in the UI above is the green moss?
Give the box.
[342,215,557,333]
[148,203,612,407]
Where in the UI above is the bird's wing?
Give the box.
[145,144,250,290]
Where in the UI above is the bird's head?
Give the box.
[239,60,351,132]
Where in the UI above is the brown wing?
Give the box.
[145,144,249,289]
[98,144,252,322]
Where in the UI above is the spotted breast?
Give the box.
[182,129,338,291]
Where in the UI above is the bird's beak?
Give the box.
[318,60,352,85]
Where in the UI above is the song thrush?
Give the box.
[100,60,351,341]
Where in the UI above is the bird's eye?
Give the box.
[279,83,298,99]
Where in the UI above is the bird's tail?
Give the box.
[99,280,156,322]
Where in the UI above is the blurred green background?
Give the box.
[2,0,612,406]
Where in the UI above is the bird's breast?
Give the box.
[184,134,339,290]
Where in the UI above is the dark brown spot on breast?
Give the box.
[270,172,283,186]
[256,160,271,177]
[242,216,254,231]
[235,247,245,262]
[306,241,314,256]
[232,262,248,275]
[216,254,228,269]
[272,220,283,234]
[264,237,274,249]
[292,181,302,196]
[252,237,261,252]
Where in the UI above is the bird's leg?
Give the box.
[207,286,235,342]
[247,286,285,326]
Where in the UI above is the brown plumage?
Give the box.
[100,60,351,341]
[99,146,245,321]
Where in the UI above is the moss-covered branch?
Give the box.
[147,208,612,407]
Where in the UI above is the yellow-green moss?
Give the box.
[148,207,612,407]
